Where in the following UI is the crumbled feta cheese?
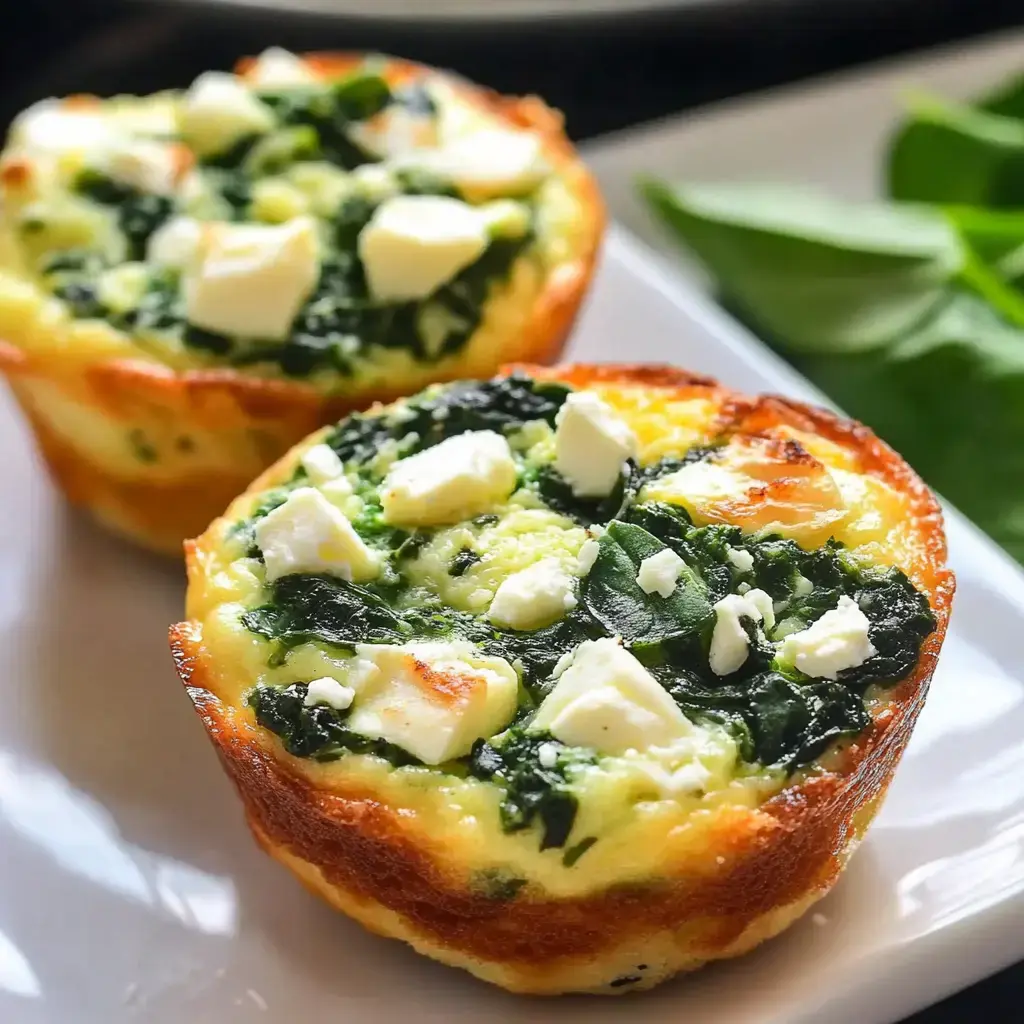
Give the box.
[179,71,274,157]
[10,98,115,158]
[550,649,576,680]
[776,595,876,680]
[645,459,750,508]
[303,677,356,711]
[408,128,548,197]
[554,392,637,498]
[726,546,755,573]
[537,742,559,768]
[637,547,686,598]
[95,138,178,194]
[247,48,317,88]
[183,216,319,341]
[347,641,518,764]
[576,538,601,576]
[319,477,354,505]
[254,487,379,583]
[709,588,775,676]
[300,443,344,484]
[358,195,489,301]
[348,105,439,158]
[147,216,202,268]
[488,558,577,631]
[794,574,814,598]
[531,638,692,755]
[380,430,517,527]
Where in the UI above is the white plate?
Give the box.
[5,37,1024,1023]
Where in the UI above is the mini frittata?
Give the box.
[170,363,952,995]
[0,50,602,554]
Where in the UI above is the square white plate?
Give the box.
[4,34,1024,1024]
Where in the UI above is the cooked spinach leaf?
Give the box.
[469,730,596,850]
[74,169,174,259]
[582,520,713,650]
[249,681,417,764]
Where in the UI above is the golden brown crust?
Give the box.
[0,54,604,556]
[169,362,953,994]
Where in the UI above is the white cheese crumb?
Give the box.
[406,128,549,197]
[358,195,488,301]
[488,558,577,631]
[183,216,320,341]
[147,216,202,268]
[247,48,317,88]
[636,547,686,598]
[709,588,776,676]
[348,641,518,764]
[554,392,637,498]
[10,98,116,158]
[348,105,439,158]
[550,649,576,680]
[576,538,601,576]
[737,582,751,595]
[300,443,344,484]
[794,574,814,597]
[776,595,876,680]
[380,430,517,526]
[303,677,356,711]
[537,742,559,768]
[179,71,274,156]
[97,138,178,194]
[254,487,379,583]
[531,638,692,755]
[726,546,755,573]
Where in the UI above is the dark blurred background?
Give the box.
[1,0,1022,1020]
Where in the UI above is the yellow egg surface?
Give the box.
[0,52,603,553]
[171,363,953,995]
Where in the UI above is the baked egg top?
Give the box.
[0,50,587,389]
[186,369,937,895]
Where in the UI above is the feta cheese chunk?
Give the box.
[358,195,488,302]
[726,546,755,573]
[554,392,637,498]
[10,98,115,158]
[380,430,517,527]
[247,48,317,88]
[95,138,179,194]
[180,71,274,157]
[348,105,439,159]
[576,538,601,576]
[347,641,518,764]
[147,216,202,268]
[488,558,577,631]
[409,128,549,198]
[531,638,692,755]
[300,443,344,484]
[303,677,356,711]
[777,595,876,680]
[709,588,775,677]
[637,547,686,598]
[254,487,378,583]
[183,216,319,341]
[647,460,750,509]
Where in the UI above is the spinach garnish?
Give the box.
[469,731,596,850]
[448,548,481,576]
[248,681,418,764]
[641,66,1024,568]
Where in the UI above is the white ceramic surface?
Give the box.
[5,34,1024,1022]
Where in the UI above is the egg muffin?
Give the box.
[0,50,602,554]
[170,363,952,995]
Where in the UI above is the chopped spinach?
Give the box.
[249,681,418,764]
[74,170,173,259]
[469,731,596,850]
[448,548,481,576]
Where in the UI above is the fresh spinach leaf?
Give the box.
[642,179,964,353]
[888,94,1024,209]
